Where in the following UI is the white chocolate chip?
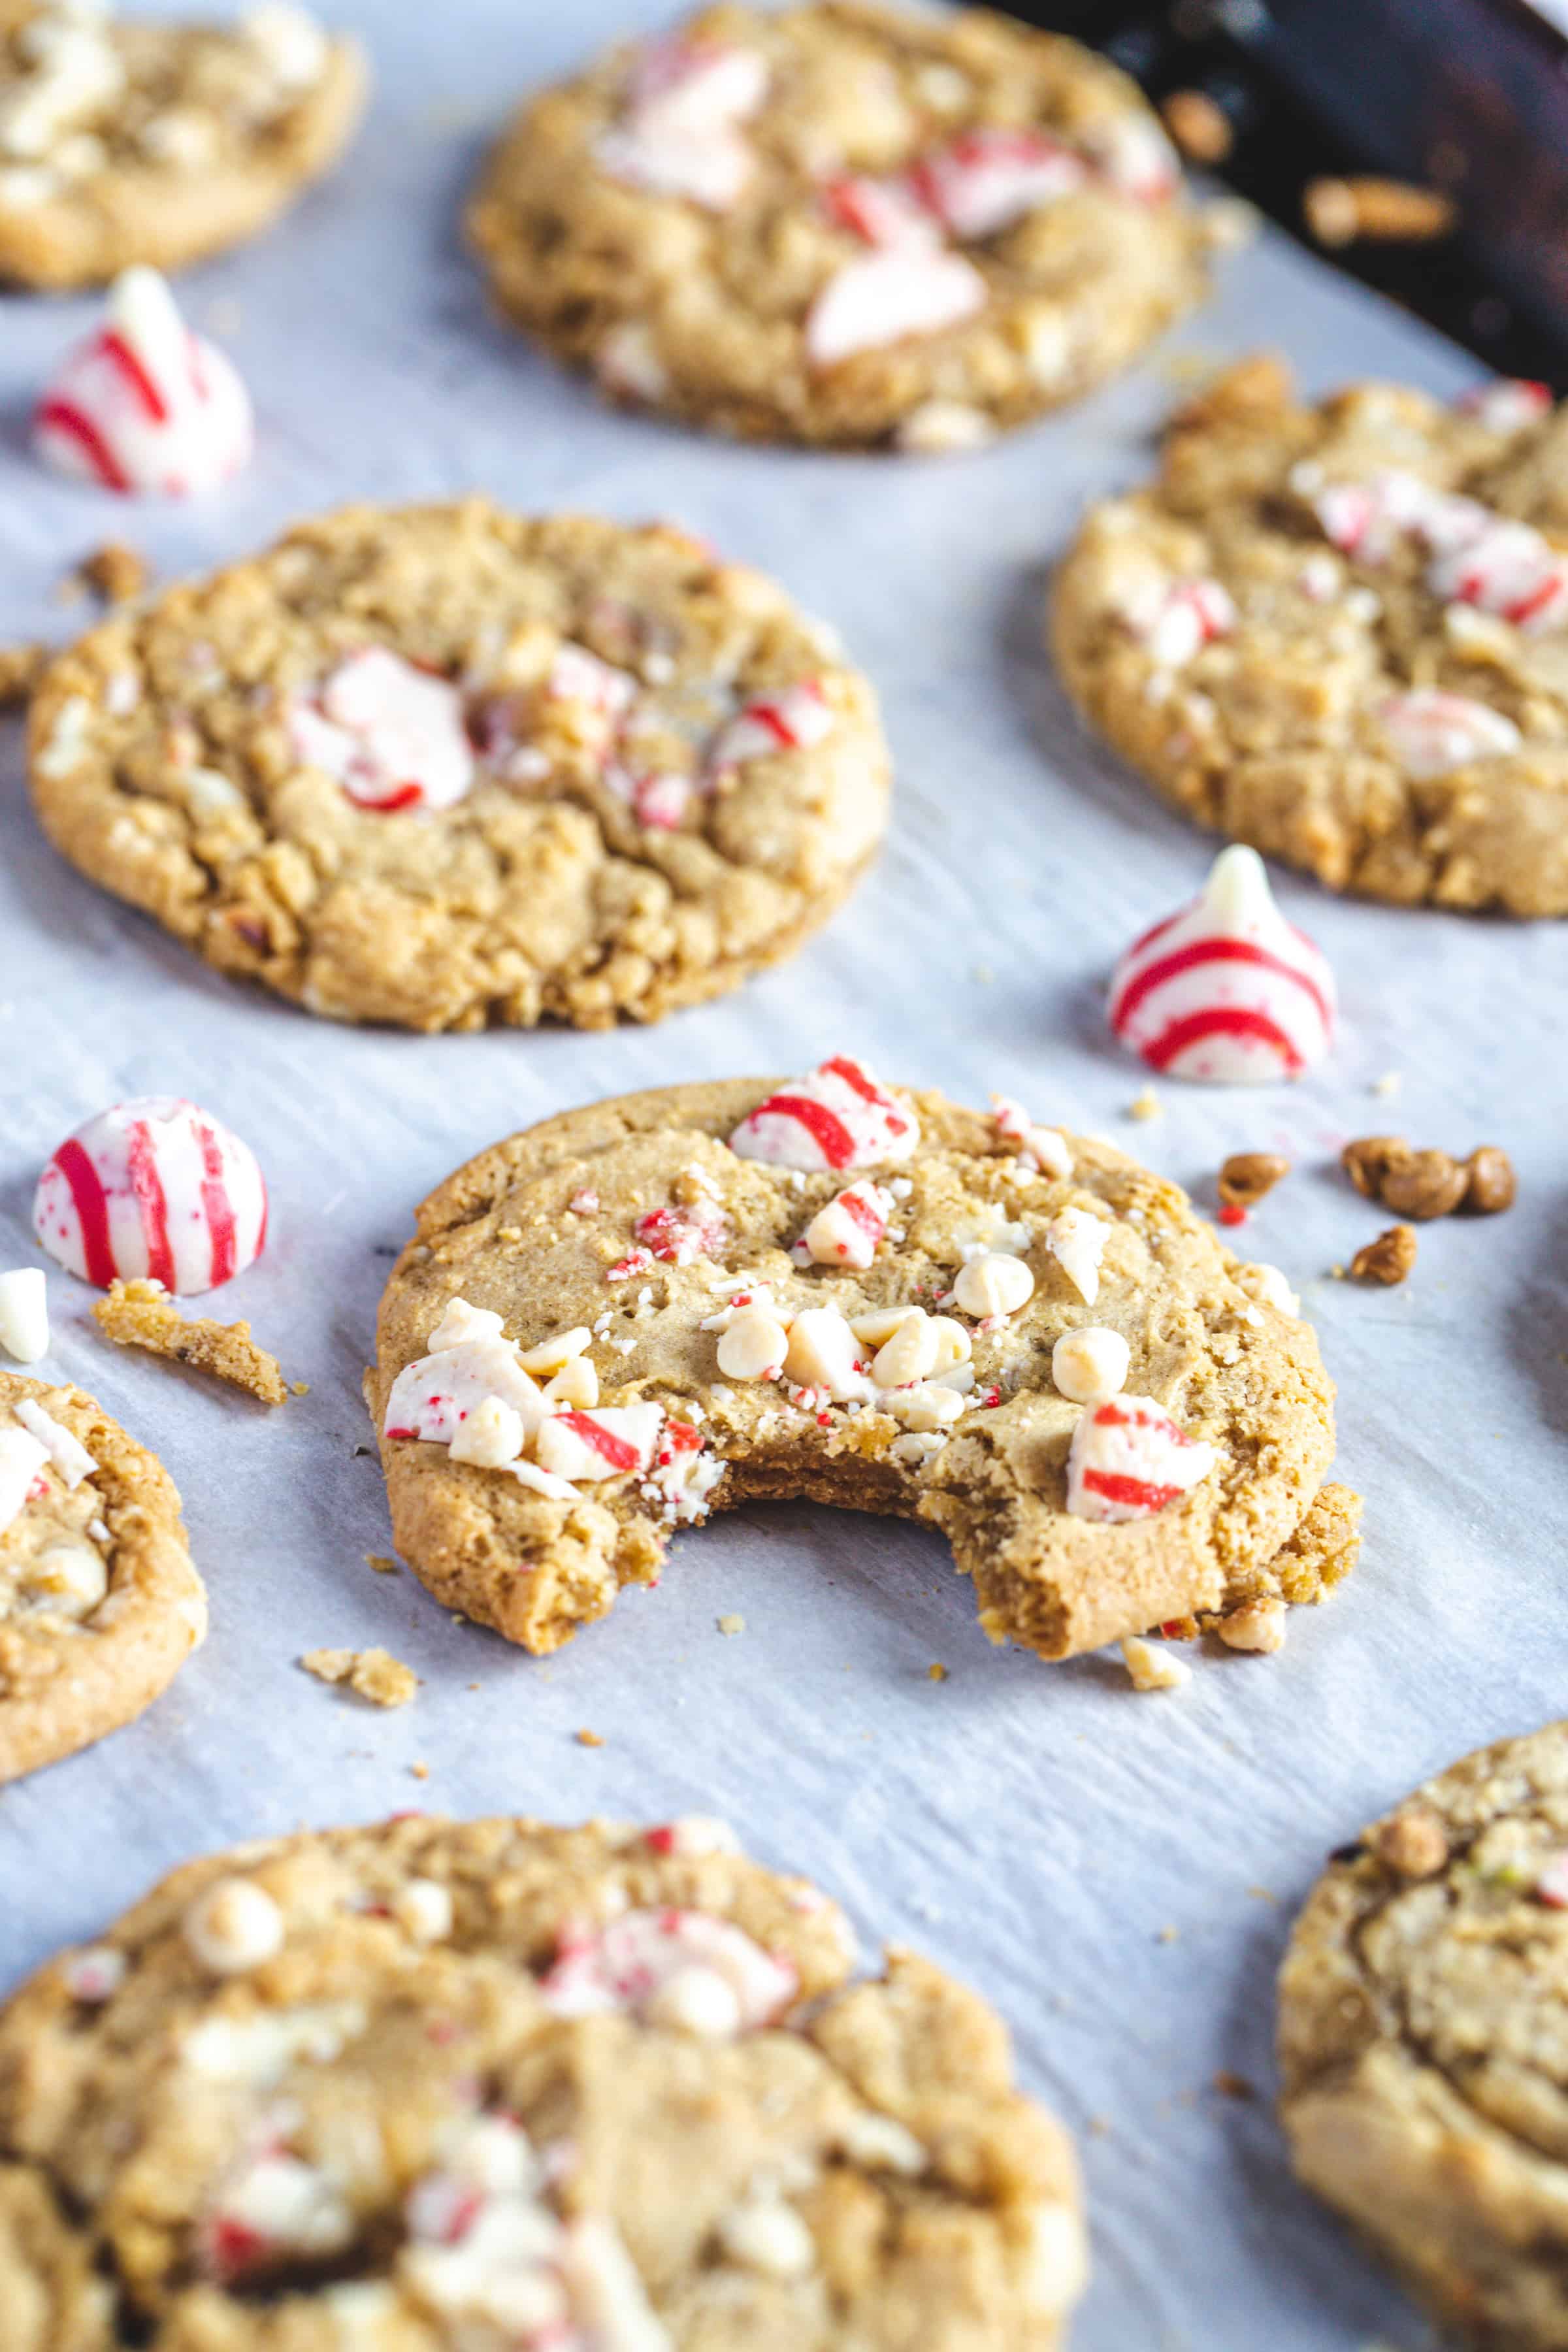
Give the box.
[1022,2201,1090,2317]
[1046,1207,1110,1305]
[643,1963,743,2038]
[24,1540,107,1616]
[1051,1328,1130,1405]
[1217,1596,1287,1654]
[183,1878,285,1974]
[427,1298,506,1352]
[1237,1262,1299,1318]
[1119,1636,1192,1693]
[12,1397,95,1487]
[241,1,329,87]
[896,399,996,455]
[716,1303,789,1382]
[544,1355,599,1409]
[926,1316,971,1373]
[719,2195,817,2279]
[391,1878,454,1943]
[518,1326,591,1375]
[836,2112,927,2175]
[0,1269,48,1364]
[448,1395,525,1469]
[868,1308,938,1389]
[954,1250,1035,1319]
[781,1307,870,1402]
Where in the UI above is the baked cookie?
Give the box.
[1050,356,1568,915]
[368,1065,1359,1659]
[1278,1719,1568,2348]
[0,1812,1088,2347]
[0,0,367,290]
[26,503,890,1031]
[0,1369,206,1782]
[466,0,1209,451]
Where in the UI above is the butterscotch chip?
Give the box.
[1372,1805,1449,1879]
[1350,1224,1416,1285]
[79,542,148,607]
[0,642,46,711]
[1463,1145,1517,1214]
[92,1279,287,1405]
[1342,1136,1409,1199]
[0,2,368,290]
[1160,88,1232,165]
[1218,1151,1289,1207]
[0,1370,206,1782]
[0,1816,1087,2342]
[299,1646,417,1707]
[1378,1147,1467,1220]
[1303,174,1456,248]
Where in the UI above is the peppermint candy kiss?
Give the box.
[35,268,253,498]
[1109,846,1335,1085]
[34,1098,267,1295]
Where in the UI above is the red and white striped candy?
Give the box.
[0,1428,50,1540]
[595,39,768,212]
[1455,378,1552,436]
[35,267,252,498]
[381,1338,547,1447]
[798,1180,892,1269]
[708,679,834,770]
[1122,576,1236,667]
[909,128,1086,239]
[289,649,474,814]
[634,1200,731,1264]
[1066,1396,1215,1523]
[546,643,638,722]
[1537,1852,1568,1908]
[540,1908,796,2031]
[1377,689,1522,779]
[822,171,938,250]
[533,1403,663,1484]
[728,1058,919,1173]
[1085,112,1181,203]
[605,764,693,830]
[34,1098,267,1296]
[804,247,987,368]
[1109,845,1335,1085]
[1312,466,1568,632]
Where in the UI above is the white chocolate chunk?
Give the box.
[391,1878,454,1943]
[781,1307,872,1402]
[427,1299,506,1352]
[868,1309,938,1389]
[0,1269,48,1364]
[716,1304,789,1381]
[448,1394,525,1469]
[1051,1327,1130,1405]
[954,1250,1035,1319]
[1120,1635,1192,1691]
[1046,1207,1110,1304]
[719,2195,817,2279]
[183,1878,285,1974]
[517,1326,591,1375]
[1217,1596,1287,1654]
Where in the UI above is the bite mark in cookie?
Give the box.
[369,1070,1357,1663]
[466,0,1209,448]
[27,506,891,1030]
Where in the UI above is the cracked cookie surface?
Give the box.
[0,1812,1086,2348]
[1279,1720,1568,2348]
[1050,357,1568,913]
[466,0,1207,450]
[26,503,890,1032]
[368,1073,1357,1661]
[0,0,367,289]
[0,1369,206,1783]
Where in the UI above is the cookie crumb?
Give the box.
[1350,1224,1417,1286]
[0,642,46,711]
[1213,2070,1256,2100]
[717,1612,745,1637]
[576,1727,604,1748]
[410,1760,429,1780]
[927,1661,949,1682]
[291,1379,310,1397]
[366,1554,400,1576]
[1218,1151,1289,1207]
[1371,1071,1402,1098]
[1126,1086,1162,1122]
[300,1647,419,1708]
[1373,1805,1449,1879]
[1120,1635,1192,1692]
[92,1279,287,1404]
[1161,87,1233,165]
[78,541,149,606]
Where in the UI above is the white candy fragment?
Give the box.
[805,246,987,368]
[427,1299,506,1352]
[729,1058,918,1173]
[1045,1209,1109,1305]
[12,1397,96,1488]
[800,1180,891,1269]
[990,1094,1073,1179]
[1119,1635,1192,1691]
[953,1250,1035,1319]
[1375,689,1522,779]
[183,1878,285,1975]
[706,680,835,770]
[1117,575,1235,668]
[383,1337,547,1447]
[1051,1326,1130,1405]
[595,39,768,212]
[1067,1397,1215,1523]
[0,1428,50,1538]
[0,1269,49,1364]
[448,1394,526,1469]
[533,1405,662,1484]
[35,267,252,497]
[290,647,475,814]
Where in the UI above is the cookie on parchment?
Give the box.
[0,0,366,290]
[466,1,1208,451]
[1278,1719,1568,2348]
[27,503,890,1031]
[0,1369,206,1782]
[1050,356,1568,915]
[0,1812,1087,2347]
[368,1064,1358,1659]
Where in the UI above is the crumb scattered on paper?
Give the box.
[717,1612,745,1637]
[300,1646,419,1708]
[928,1662,949,1682]
[576,1727,604,1748]
[367,1554,400,1575]
[1127,1086,1162,1122]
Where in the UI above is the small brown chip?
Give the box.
[1213,2070,1256,2101]
[1161,87,1233,165]
[1218,1151,1290,1207]
[1303,174,1456,248]
[1373,1805,1449,1880]
[80,541,149,606]
[928,1662,949,1682]
[0,642,46,711]
[300,1648,419,1708]
[1341,1135,1409,1198]
[576,1728,604,1748]
[1379,1147,1468,1221]
[1463,1146,1517,1215]
[1350,1224,1417,1285]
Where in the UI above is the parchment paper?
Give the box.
[3,10,1566,2345]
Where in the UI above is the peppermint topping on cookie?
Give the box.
[634,1200,731,1265]
[0,1428,50,1538]
[35,267,253,497]
[706,679,835,773]
[0,1267,49,1364]
[1109,845,1336,1083]
[1045,1209,1109,1306]
[382,1336,549,1445]
[289,648,475,814]
[12,1397,95,1488]
[540,1908,797,2036]
[1310,465,1568,632]
[798,1181,892,1269]
[909,128,1087,237]
[1066,1396,1215,1522]
[1119,574,1236,668]
[728,1059,918,1171]
[534,1405,662,1484]
[595,38,768,212]
[1375,689,1523,779]
[34,1097,268,1295]
[805,247,988,369]
[1454,377,1552,435]
[990,1094,1074,1179]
